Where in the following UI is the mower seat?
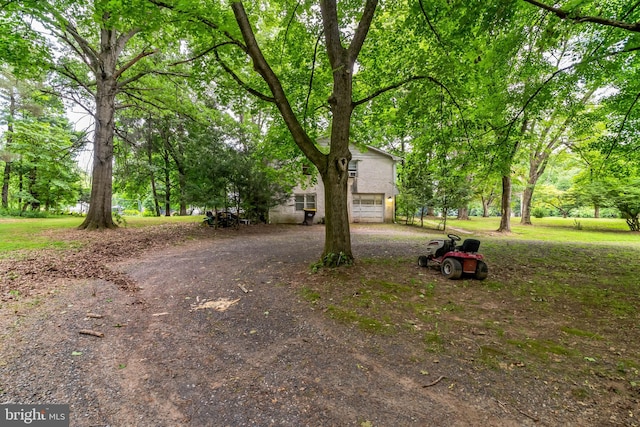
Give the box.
[459,238,480,253]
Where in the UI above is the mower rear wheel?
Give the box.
[441,258,462,279]
[475,260,488,280]
[418,256,429,267]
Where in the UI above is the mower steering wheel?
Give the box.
[447,233,461,242]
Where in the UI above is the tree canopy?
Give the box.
[1,0,639,260]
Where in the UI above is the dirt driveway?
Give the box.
[0,224,583,425]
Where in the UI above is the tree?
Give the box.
[148,0,384,263]
[604,177,640,231]
[11,0,176,228]
[230,1,380,262]
[0,77,82,212]
[537,184,576,218]
[520,88,597,225]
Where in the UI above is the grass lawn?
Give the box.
[0,215,201,253]
[418,216,640,245]
[301,217,640,417]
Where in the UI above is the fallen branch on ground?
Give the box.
[422,375,445,387]
[79,329,104,338]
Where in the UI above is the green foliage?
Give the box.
[0,72,83,212]
[0,208,49,218]
[603,177,640,231]
[532,206,547,218]
[3,0,640,240]
[322,252,353,268]
[112,211,127,226]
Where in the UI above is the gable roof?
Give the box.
[316,137,402,162]
[358,144,402,162]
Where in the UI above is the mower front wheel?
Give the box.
[418,256,429,268]
[475,260,488,280]
[441,258,462,279]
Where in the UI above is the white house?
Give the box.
[269,144,401,224]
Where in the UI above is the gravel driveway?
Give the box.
[1,224,528,426]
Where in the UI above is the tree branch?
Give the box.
[63,20,100,68]
[41,87,95,118]
[281,0,302,61]
[149,0,245,47]
[319,0,343,67]
[213,50,275,103]
[505,45,640,142]
[353,75,470,143]
[231,1,324,167]
[113,48,158,81]
[115,29,141,58]
[118,89,170,112]
[170,44,221,66]
[418,0,446,52]
[57,62,95,97]
[353,75,427,107]
[522,0,640,32]
[303,32,323,126]
[348,0,378,61]
[603,91,640,162]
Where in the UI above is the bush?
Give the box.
[0,208,49,218]
[532,207,547,218]
[572,207,619,218]
[123,209,141,216]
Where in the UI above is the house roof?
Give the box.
[360,145,403,162]
[316,137,402,162]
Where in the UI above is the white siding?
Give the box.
[269,144,399,224]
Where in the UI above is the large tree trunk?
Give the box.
[163,148,171,216]
[521,185,534,225]
[231,0,377,265]
[457,206,469,220]
[79,77,117,229]
[481,198,490,217]
[497,175,512,232]
[146,132,161,217]
[1,161,9,209]
[320,27,354,261]
[321,142,352,262]
[2,87,15,209]
[521,150,550,225]
[178,167,187,216]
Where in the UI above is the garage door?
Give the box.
[352,194,384,223]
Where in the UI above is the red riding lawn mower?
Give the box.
[418,233,488,280]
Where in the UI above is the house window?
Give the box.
[295,194,316,210]
[348,160,357,177]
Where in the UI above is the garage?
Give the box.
[352,193,384,223]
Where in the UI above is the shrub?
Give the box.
[532,207,547,218]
